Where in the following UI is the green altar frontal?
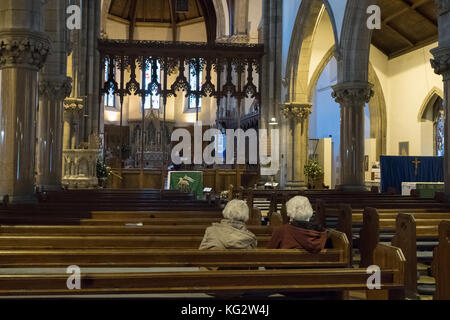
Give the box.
[416,183,444,198]
[168,171,203,199]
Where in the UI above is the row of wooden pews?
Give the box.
[0,189,222,225]
[0,189,405,299]
[294,195,450,300]
[234,188,450,300]
[358,208,450,299]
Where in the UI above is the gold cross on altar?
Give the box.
[412,157,421,176]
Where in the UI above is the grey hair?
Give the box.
[286,196,313,222]
[222,199,249,222]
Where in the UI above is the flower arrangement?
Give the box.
[303,160,323,181]
[96,158,111,186]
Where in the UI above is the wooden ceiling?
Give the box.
[108,0,219,42]
[109,0,204,24]
[372,0,438,59]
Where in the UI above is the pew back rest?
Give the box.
[432,221,450,300]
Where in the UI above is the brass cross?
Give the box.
[412,157,421,176]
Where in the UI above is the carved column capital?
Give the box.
[0,30,51,71]
[435,0,450,16]
[431,46,450,80]
[217,34,250,44]
[39,76,72,100]
[64,97,85,112]
[332,82,374,107]
[280,102,312,122]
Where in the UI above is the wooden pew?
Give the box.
[391,213,445,299]
[0,248,347,268]
[315,200,353,247]
[90,211,222,219]
[90,209,262,226]
[0,268,402,298]
[80,217,222,226]
[0,243,404,299]
[0,224,273,236]
[0,230,349,268]
[359,209,450,299]
[432,221,450,300]
[0,235,272,249]
[359,209,450,268]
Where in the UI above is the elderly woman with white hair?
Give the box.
[267,196,327,253]
[199,199,257,250]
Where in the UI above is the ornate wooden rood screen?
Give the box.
[98,39,265,189]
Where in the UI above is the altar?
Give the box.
[168,171,203,199]
[402,182,444,197]
[380,156,444,193]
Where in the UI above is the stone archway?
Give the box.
[285,0,339,102]
[281,0,339,187]
[418,87,444,122]
[418,87,445,156]
[212,0,229,39]
[368,62,387,159]
[306,46,387,162]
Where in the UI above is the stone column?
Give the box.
[332,82,373,191]
[36,0,72,191]
[281,102,312,187]
[0,1,50,203]
[37,76,72,190]
[431,47,450,196]
[431,1,450,198]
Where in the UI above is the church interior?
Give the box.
[0,0,450,302]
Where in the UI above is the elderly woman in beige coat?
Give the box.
[199,199,257,250]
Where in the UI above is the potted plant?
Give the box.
[96,158,111,188]
[303,160,324,189]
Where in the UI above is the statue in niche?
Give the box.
[146,121,156,149]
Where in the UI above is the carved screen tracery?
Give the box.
[99,40,264,170]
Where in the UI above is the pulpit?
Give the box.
[62,149,100,189]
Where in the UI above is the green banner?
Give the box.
[168,171,203,199]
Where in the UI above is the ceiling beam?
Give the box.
[400,0,437,27]
[382,22,414,47]
[389,35,439,59]
[168,0,177,42]
[129,0,138,41]
[109,0,116,14]
[383,0,433,24]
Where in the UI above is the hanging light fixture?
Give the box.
[269,117,278,125]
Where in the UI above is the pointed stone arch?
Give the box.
[307,45,335,101]
[418,87,444,122]
[285,0,339,103]
[368,62,387,159]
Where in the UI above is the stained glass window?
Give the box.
[188,62,202,109]
[144,61,161,110]
[435,110,444,157]
[104,59,115,107]
[434,97,445,157]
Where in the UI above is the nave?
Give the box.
[0,188,448,300]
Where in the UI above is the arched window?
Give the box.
[144,61,161,110]
[188,61,202,109]
[104,59,115,107]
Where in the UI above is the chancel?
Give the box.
[1,0,450,302]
